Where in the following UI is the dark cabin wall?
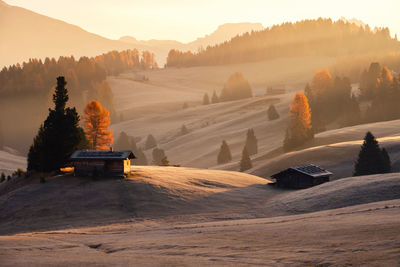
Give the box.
[73,159,130,177]
[275,169,329,189]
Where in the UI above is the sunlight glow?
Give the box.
[4,0,400,42]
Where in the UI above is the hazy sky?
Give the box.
[5,0,400,42]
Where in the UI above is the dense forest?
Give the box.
[166,19,399,67]
[330,52,400,81]
[0,49,157,107]
[0,49,157,153]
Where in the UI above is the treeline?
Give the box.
[94,50,158,76]
[330,52,400,81]
[283,63,400,151]
[166,18,399,67]
[0,49,157,98]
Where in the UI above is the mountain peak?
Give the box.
[189,22,264,47]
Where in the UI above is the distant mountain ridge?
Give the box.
[0,0,264,67]
[119,23,264,49]
[119,23,264,65]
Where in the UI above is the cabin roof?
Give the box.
[70,150,135,160]
[272,164,332,178]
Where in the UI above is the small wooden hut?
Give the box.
[271,164,332,189]
[70,150,135,177]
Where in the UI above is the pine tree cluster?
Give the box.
[28,77,88,172]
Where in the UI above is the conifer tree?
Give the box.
[134,147,148,165]
[115,131,130,150]
[240,145,252,171]
[211,90,219,103]
[28,77,88,172]
[152,147,166,165]
[84,100,113,150]
[381,148,391,173]
[217,140,232,164]
[203,93,210,105]
[145,134,157,150]
[160,156,170,166]
[220,72,252,102]
[181,124,189,135]
[245,129,258,155]
[267,104,280,120]
[354,132,391,176]
[129,136,138,151]
[283,92,313,151]
[0,172,5,182]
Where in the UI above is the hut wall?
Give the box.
[73,160,106,176]
[105,160,124,176]
[123,159,131,174]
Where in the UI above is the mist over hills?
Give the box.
[0,0,263,67]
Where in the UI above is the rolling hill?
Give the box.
[109,56,334,169]
[0,166,272,234]
[1,166,399,265]
[250,120,400,179]
[0,148,26,175]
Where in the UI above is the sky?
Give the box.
[5,0,400,43]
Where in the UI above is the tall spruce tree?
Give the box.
[381,148,391,173]
[28,77,88,172]
[211,90,219,103]
[203,93,210,105]
[267,104,280,120]
[354,132,391,176]
[145,134,157,150]
[134,147,148,165]
[128,136,148,165]
[217,140,232,164]
[115,131,131,150]
[181,124,189,135]
[245,129,258,155]
[152,147,166,165]
[240,145,252,171]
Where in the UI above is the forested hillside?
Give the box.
[0,49,157,153]
[166,19,400,67]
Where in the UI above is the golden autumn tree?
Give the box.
[283,92,313,151]
[84,100,113,150]
[310,68,333,97]
[378,66,393,89]
[306,68,334,132]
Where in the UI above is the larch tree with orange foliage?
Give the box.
[306,68,333,132]
[283,92,313,151]
[366,65,400,122]
[84,100,113,150]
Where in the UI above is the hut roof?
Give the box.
[272,164,332,178]
[70,150,135,160]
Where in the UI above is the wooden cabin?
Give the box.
[271,164,332,189]
[70,150,135,177]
